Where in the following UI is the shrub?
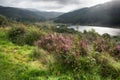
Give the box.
[54,26,77,34]
[24,27,45,45]
[8,26,45,45]
[93,38,111,52]
[114,45,120,54]
[82,29,100,44]
[35,34,73,53]
[35,34,91,72]
[79,39,88,56]
[0,15,8,26]
[7,26,26,44]
[102,33,111,39]
[111,45,120,59]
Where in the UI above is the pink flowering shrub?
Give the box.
[60,39,89,70]
[35,34,73,53]
[79,39,88,56]
[93,38,111,52]
[115,45,120,52]
[112,45,120,58]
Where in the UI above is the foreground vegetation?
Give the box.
[0,17,120,80]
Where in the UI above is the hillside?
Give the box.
[0,6,63,22]
[33,10,63,20]
[0,20,120,80]
[54,0,120,26]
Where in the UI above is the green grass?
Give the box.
[0,26,120,80]
[0,28,74,80]
[0,28,46,80]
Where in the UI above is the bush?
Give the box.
[7,26,26,44]
[35,34,73,52]
[93,38,112,52]
[102,33,111,39]
[0,15,8,26]
[79,39,88,56]
[111,45,120,59]
[8,26,45,45]
[54,26,78,34]
[24,27,45,45]
[82,29,100,44]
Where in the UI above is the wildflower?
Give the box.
[114,45,120,55]
[116,45,120,51]
[35,34,73,53]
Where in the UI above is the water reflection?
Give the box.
[68,26,120,36]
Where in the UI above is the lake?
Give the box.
[68,26,120,36]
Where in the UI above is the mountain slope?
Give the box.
[0,6,45,22]
[0,6,63,22]
[55,0,120,26]
[31,10,63,20]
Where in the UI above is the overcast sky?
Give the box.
[0,0,112,12]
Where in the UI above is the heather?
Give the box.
[0,21,120,80]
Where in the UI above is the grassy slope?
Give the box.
[0,28,47,80]
[0,26,120,80]
[0,28,73,80]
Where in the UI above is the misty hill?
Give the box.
[0,6,63,22]
[37,11,64,20]
[28,8,63,20]
[54,0,120,26]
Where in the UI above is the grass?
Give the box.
[0,28,46,80]
[0,23,120,80]
[0,27,74,80]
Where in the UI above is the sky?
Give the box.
[0,0,112,12]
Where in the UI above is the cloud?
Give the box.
[28,0,80,5]
[0,0,112,12]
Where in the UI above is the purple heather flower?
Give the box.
[116,45,120,51]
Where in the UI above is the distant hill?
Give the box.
[0,6,63,22]
[54,0,120,26]
[34,11,64,20]
[27,8,63,20]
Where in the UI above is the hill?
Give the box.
[54,0,120,26]
[0,6,63,22]
[30,10,63,20]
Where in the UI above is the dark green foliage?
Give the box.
[7,26,45,45]
[28,69,47,77]
[54,26,78,34]
[101,64,120,78]
[0,15,8,26]
[24,29,41,45]
[7,26,26,44]
[102,33,111,39]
